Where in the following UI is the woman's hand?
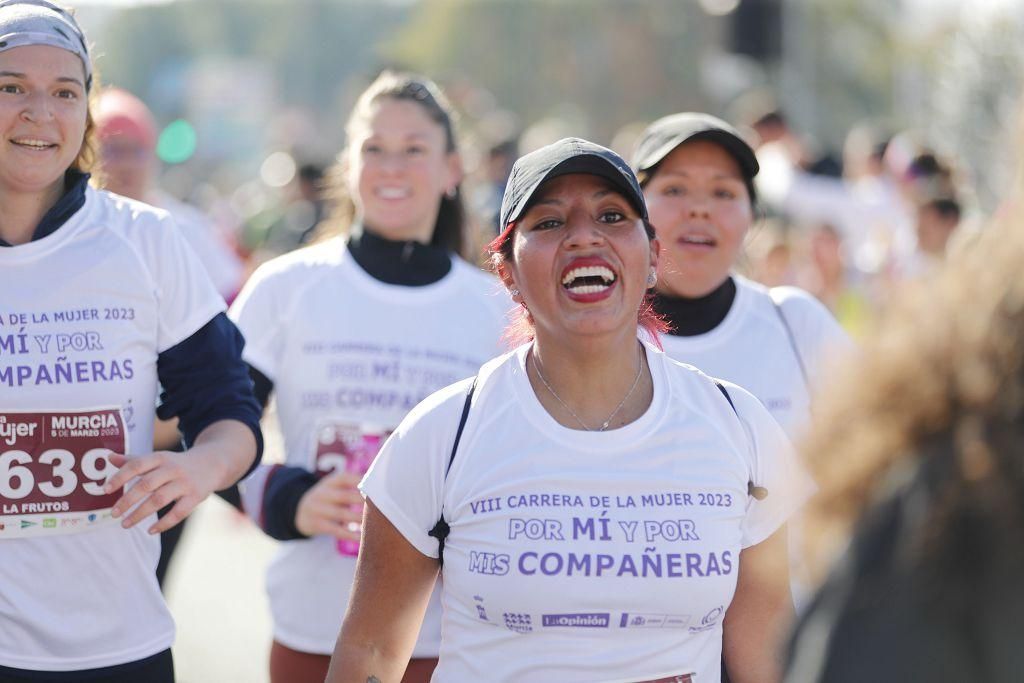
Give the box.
[104,419,257,534]
[106,449,224,533]
[295,471,364,539]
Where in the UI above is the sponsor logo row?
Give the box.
[484,605,725,636]
[0,511,109,534]
[490,609,726,635]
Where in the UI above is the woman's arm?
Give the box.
[327,499,440,683]
[723,525,794,683]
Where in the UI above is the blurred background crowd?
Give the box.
[75,0,1023,338]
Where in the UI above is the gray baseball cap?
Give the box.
[632,112,758,179]
[0,1,92,90]
[500,137,648,229]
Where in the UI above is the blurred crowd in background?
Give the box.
[75,0,1023,340]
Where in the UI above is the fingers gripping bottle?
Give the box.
[313,422,390,556]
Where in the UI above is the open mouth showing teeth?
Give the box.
[562,265,616,294]
[681,235,715,246]
[13,139,54,150]
[377,187,410,199]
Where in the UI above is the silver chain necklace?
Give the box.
[531,345,645,431]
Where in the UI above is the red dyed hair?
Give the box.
[486,220,669,349]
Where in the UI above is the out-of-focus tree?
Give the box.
[787,0,901,146]
[97,0,408,124]
[383,0,710,145]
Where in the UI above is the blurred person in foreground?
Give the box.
[95,86,245,303]
[785,197,1024,681]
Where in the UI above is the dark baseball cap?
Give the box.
[632,112,759,179]
[499,137,648,228]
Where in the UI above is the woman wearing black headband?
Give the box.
[0,2,261,681]
[327,139,809,683]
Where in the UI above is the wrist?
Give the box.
[183,442,234,491]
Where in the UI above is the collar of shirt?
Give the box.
[0,170,91,248]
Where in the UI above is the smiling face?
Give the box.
[643,139,753,298]
[502,173,657,343]
[346,97,460,243]
[0,45,88,199]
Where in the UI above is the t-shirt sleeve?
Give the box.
[728,382,815,548]
[228,264,288,381]
[147,213,226,353]
[776,287,855,386]
[359,380,472,559]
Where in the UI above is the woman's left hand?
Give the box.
[105,448,226,534]
[104,419,257,534]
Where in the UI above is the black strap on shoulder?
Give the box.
[769,291,811,390]
[714,380,768,501]
[427,376,477,566]
[715,380,737,415]
[445,376,477,476]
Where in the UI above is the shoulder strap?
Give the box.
[714,379,768,501]
[769,289,811,390]
[428,376,477,566]
[715,380,737,415]
[445,376,477,476]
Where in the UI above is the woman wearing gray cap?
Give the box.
[633,113,850,446]
[0,2,261,681]
[326,138,810,683]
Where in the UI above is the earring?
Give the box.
[646,269,657,287]
[445,187,457,199]
[510,288,520,297]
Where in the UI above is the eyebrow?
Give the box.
[0,71,84,87]
[365,132,432,141]
[532,188,618,206]
[655,170,743,182]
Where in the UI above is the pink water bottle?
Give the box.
[314,423,389,557]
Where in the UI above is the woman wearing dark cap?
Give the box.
[327,138,810,683]
[229,71,509,683]
[0,2,261,681]
[633,112,850,446]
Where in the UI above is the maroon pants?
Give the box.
[269,640,438,683]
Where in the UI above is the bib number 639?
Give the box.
[0,448,115,500]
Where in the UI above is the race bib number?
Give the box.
[0,408,124,539]
[313,421,390,478]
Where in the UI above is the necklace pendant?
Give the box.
[600,420,610,430]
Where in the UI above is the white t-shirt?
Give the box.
[660,276,851,441]
[148,190,244,301]
[0,187,224,670]
[229,238,509,656]
[362,344,811,682]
